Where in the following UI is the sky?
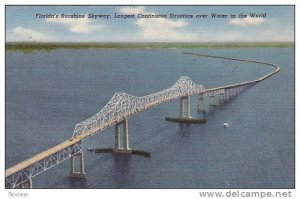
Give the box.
[5,6,294,43]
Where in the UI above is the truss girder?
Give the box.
[72,76,205,137]
[5,142,82,188]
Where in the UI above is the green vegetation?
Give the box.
[6,42,294,53]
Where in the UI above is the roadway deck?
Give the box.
[5,138,81,177]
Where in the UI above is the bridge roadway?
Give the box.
[5,53,280,187]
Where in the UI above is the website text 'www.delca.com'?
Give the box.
[199,190,292,199]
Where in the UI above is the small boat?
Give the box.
[87,147,95,151]
[223,123,229,128]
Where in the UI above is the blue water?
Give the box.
[5,48,294,188]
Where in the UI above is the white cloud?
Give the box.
[46,17,103,34]
[119,6,145,14]
[8,26,51,41]
[229,17,267,27]
[119,7,200,42]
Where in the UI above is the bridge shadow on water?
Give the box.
[176,124,193,140]
[112,154,132,188]
[67,176,88,188]
[178,123,191,130]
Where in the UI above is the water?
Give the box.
[5,48,294,188]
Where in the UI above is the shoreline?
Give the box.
[6,42,294,53]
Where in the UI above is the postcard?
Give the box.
[5,5,294,191]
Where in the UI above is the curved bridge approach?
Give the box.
[5,53,280,188]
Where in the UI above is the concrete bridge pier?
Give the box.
[198,94,206,112]
[19,178,32,189]
[219,92,225,104]
[180,96,191,118]
[237,86,241,94]
[113,119,132,154]
[94,118,150,157]
[123,119,130,150]
[224,89,229,101]
[180,96,185,117]
[70,152,85,178]
[115,124,121,149]
[166,95,206,124]
[239,86,242,93]
[210,95,217,106]
[197,94,206,120]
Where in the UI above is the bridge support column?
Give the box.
[123,119,130,150]
[180,96,191,118]
[210,95,216,106]
[19,179,32,189]
[113,119,132,154]
[180,96,185,117]
[198,94,206,112]
[115,124,121,149]
[186,96,191,118]
[27,179,32,189]
[95,118,150,157]
[219,92,224,104]
[70,152,85,178]
[166,95,206,124]
[224,90,228,101]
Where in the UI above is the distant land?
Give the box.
[6,42,294,53]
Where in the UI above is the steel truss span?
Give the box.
[72,76,205,138]
[5,142,83,188]
[5,53,280,188]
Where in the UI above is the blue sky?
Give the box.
[6,6,294,42]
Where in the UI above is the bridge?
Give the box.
[5,53,280,188]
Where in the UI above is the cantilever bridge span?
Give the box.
[5,53,280,188]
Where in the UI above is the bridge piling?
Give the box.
[180,96,185,117]
[224,89,228,101]
[70,152,85,178]
[210,95,216,106]
[219,92,225,104]
[115,124,121,149]
[123,119,130,150]
[113,119,132,153]
[198,94,206,112]
[19,179,32,189]
[166,95,206,123]
[180,96,191,118]
[18,175,32,189]
[186,96,191,118]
